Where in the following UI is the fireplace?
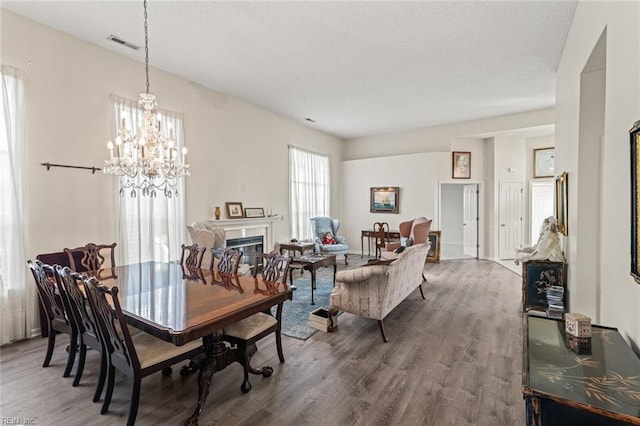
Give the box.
[226,235,264,269]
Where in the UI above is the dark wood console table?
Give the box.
[289,254,336,305]
[523,315,640,425]
[360,229,400,257]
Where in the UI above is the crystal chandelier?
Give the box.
[104,0,189,198]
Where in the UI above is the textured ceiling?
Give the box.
[2,1,576,139]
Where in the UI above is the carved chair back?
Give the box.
[373,222,390,258]
[28,260,67,325]
[180,244,206,269]
[210,247,242,273]
[64,242,117,273]
[253,251,292,283]
[82,277,140,373]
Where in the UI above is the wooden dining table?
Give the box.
[95,261,294,426]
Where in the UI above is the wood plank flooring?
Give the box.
[0,258,525,425]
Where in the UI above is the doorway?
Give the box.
[499,181,523,260]
[440,183,479,260]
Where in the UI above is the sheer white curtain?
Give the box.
[1,65,35,344]
[288,145,330,240]
[110,94,186,264]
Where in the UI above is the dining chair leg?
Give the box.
[93,350,107,402]
[275,330,285,363]
[43,330,56,367]
[62,331,78,377]
[127,378,141,426]
[72,343,87,386]
[101,364,116,414]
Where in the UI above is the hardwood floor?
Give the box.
[0,258,525,425]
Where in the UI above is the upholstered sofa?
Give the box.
[328,242,430,342]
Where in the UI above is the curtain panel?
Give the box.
[288,145,330,240]
[1,65,36,344]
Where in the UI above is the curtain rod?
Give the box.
[40,162,101,174]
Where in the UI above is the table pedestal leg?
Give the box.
[184,330,226,426]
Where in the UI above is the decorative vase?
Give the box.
[214,206,221,220]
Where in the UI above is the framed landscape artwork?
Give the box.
[426,230,441,263]
[370,187,399,213]
[225,202,244,218]
[630,119,640,284]
[555,172,568,235]
[534,147,555,178]
[452,152,471,179]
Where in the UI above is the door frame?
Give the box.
[438,181,483,259]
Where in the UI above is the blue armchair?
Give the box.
[310,216,349,264]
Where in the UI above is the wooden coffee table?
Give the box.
[279,241,316,257]
[288,253,336,305]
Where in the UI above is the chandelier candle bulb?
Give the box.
[107,141,114,159]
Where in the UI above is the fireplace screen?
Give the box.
[226,235,264,270]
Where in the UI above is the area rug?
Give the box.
[281,269,337,340]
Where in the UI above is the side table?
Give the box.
[288,254,336,305]
[279,241,316,257]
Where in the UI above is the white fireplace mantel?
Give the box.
[197,215,281,251]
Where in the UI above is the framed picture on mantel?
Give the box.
[225,202,244,218]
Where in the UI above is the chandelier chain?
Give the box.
[144,0,149,94]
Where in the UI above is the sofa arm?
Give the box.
[335,265,388,283]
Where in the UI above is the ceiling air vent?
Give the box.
[107,35,140,50]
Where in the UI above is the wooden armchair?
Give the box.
[373,222,390,258]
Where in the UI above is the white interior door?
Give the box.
[463,184,477,257]
[499,181,523,259]
[529,181,554,245]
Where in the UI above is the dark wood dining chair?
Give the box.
[27,260,78,378]
[223,251,292,393]
[64,242,117,273]
[54,266,107,397]
[180,243,206,268]
[373,222,390,258]
[82,276,203,426]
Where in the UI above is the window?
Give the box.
[288,145,330,240]
[110,94,186,264]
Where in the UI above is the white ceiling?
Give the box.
[2,1,576,140]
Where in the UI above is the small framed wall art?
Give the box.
[534,147,555,178]
[452,152,471,179]
[370,187,399,213]
[225,202,244,218]
[244,207,265,218]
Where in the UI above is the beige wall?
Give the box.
[555,1,640,348]
[1,10,343,258]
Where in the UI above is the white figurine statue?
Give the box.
[514,216,565,265]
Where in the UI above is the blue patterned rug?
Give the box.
[281,269,336,340]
